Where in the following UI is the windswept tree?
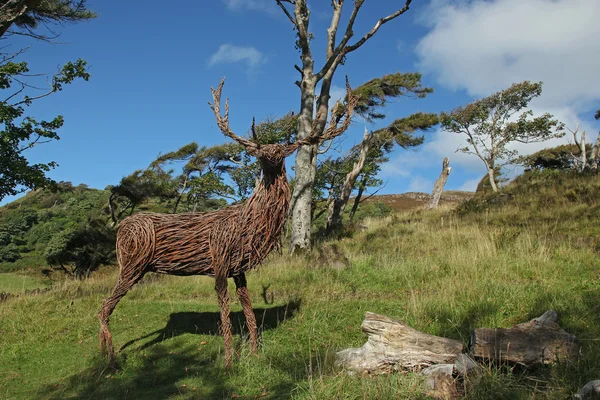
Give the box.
[441,81,565,192]
[106,167,177,226]
[320,72,438,233]
[275,0,416,252]
[0,0,95,201]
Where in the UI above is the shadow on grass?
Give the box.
[40,300,301,400]
[120,299,301,353]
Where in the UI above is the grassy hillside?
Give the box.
[0,170,598,399]
[0,183,109,273]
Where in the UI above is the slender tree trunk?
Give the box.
[571,126,587,172]
[172,175,188,214]
[326,128,372,232]
[487,168,498,192]
[427,157,451,210]
[349,178,366,222]
[591,133,600,170]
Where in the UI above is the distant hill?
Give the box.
[362,190,475,212]
[0,183,110,273]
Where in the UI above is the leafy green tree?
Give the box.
[107,167,177,225]
[440,81,565,192]
[44,217,115,278]
[0,1,94,201]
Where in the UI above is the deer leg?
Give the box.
[98,270,145,365]
[215,274,233,371]
[234,273,258,353]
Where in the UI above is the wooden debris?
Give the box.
[575,380,600,400]
[335,312,464,375]
[470,310,579,367]
[422,364,457,400]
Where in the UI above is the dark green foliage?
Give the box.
[519,144,590,171]
[0,59,90,201]
[317,72,437,227]
[0,0,96,38]
[0,183,110,273]
[108,167,177,223]
[44,217,115,278]
[0,12,92,201]
[341,72,433,123]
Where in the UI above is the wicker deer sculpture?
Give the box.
[98,78,358,370]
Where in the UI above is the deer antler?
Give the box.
[208,78,257,150]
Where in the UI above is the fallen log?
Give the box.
[335,312,464,375]
[470,310,579,367]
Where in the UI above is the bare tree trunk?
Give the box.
[349,177,366,222]
[326,128,372,232]
[571,125,587,172]
[591,133,600,170]
[172,175,188,214]
[487,168,498,192]
[427,157,451,210]
[284,0,414,253]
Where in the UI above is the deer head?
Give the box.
[208,77,359,173]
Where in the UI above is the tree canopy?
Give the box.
[441,81,565,192]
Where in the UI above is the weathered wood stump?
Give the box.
[335,312,464,375]
[422,364,457,400]
[421,354,483,399]
[576,380,600,400]
[470,310,579,366]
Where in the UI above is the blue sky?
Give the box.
[2,0,599,205]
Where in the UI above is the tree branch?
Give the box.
[275,0,296,25]
[325,0,343,60]
[345,0,412,53]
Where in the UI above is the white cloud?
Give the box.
[458,178,480,192]
[407,0,600,190]
[222,0,277,14]
[208,44,267,69]
[416,0,600,110]
[408,177,433,193]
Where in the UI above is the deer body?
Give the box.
[98,78,357,370]
[120,163,289,277]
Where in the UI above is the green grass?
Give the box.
[0,272,50,293]
[1,170,599,399]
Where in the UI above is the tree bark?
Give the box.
[427,157,451,210]
[335,312,464,375]
[348,177,366,222]
[172,174,188,214]
[470,310,579,367]
[590,134,600,170]
[486,167,498,192]
[326,128,372,232]
[287,0,414,253]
